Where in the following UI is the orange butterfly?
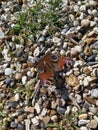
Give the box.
[37,52,73,86]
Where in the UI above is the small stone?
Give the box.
[50,110,57,116]
[66,74,79,87]
[25,106,34,113]
[83,95,96,105]
[40,116,50,124]
[14,93,20,101]
[80,126,88,130]
[0,28,5,39]
[74,5,79,12]
[78,114,88,120]
[81,19,90,27]
[91,89,98,98]
[21,76,27,85]
[87,53,96,62]
[40,87,48,94]
[80,5,86,12]
[75,94,82,104]
[63,42,67,49]
[86,38,96,45]
[31,116,39,126]
[60,49,66,56]
[83,77,89,87]
[78,120,90,126]
[83,67,91,75]
[33,46,40,57]
[15,73,22,80]
[4,68,13,75]
[89,0,97,6]
[71,47,79,56]
[5,77,11,85]
[17,123,25,130]
[84,46,92,56]
[52,37,61,43]
[89,107,97,114]
[38,36,45,42]
[86,119,98,129]
[51,101,57,109]
[57,106,65,114]
[10,121,17,128]
[51,115,58,123]
[34,103,41,114]
[17,49,24,57]
[41,108,47,116]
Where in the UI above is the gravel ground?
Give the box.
[0,0,98,130]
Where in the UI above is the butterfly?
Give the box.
[37,52,73,86]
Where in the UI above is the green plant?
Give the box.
[11,0,64,40]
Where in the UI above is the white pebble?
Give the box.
[74,5,79,12]
[91,89,98,98]
[60,49,66,55]
[80,126,88,130]
[34,103,41,114]
[78,120,90,126]
[63,42,67,49]
[22,76,27,85]
[80,5,86,12]
[14,93,20,101]
[31,116,39,126]
[81,19,90,26]
[89,0,97,6]
[4,68,13,75]
[33,47,40,57]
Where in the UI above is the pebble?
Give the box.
[34,103,41,114]
[33,46,40,57]
[0,28,5,39]
[15,73,22,80]
[87,53,96,62]
[57,106,65,114]
[4,68,13,75]
[86,119,98,129]
[80,126,88,130]
[78,120,90,126]
[10,121,17,128]
[89,107,97,114]
[78,114,88,120]
[51,115,58,123]
[17,123,25,130]
[5,77,11,85]
[91,89,98,98]
[63,42,67,49]
[21,76,27,85]
[80,5,86,12]
[41,108,47,116]
[75,94,82,104]
[66,74,79,87]
[60,49,66,55]
[31,116,39,126]
[89,0,97,7]
[40,116,50,124]
[25,106,34,113]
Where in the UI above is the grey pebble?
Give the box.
[87,53,96,62]
[4,68,13,75]
[17,123,25,130]
[10,121,17,128]
[57,106,65,114]
[91,89,98,98]
[5,77,11,85]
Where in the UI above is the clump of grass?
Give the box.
[11,0,64,40]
